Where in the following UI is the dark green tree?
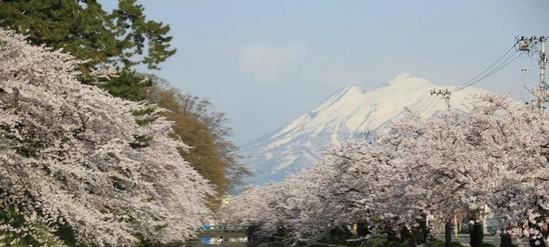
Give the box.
[0,0,175,100]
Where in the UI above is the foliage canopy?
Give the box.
[0,28,213,246]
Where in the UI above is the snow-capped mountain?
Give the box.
[241,73,496,185]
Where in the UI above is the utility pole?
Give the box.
[516,36,548,109]
[430,89,451,110]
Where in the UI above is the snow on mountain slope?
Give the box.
[241,73,496,185]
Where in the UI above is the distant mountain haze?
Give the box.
[241,73,496,185]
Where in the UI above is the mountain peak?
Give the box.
[384,73,433,89]
[392,72,414,80]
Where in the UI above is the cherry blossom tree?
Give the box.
[367,95,549,244]
[381,112,484,219]
[314,143,400,234]
[222,164,330,240]
[461,96,549,245]
[0,28,214,246]
[223,148,397,241]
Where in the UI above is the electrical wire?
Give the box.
[421,96,444,114]
[424,45,521,112]
[415,94,438,114]
[452,45,516,90]
[451,51,523,92]
[413,94,434,113]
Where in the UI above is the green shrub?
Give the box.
[366,237,388,247]
[386,240,409,247]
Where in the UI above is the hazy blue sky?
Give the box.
[104,1,548,145]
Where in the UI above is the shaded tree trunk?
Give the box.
[470,221,483,247]
[445,221,454,247]
[246,225,259,247]
[356,220,370,238]
[500,231,512,247]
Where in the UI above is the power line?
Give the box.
[453,45,516,90]
[414,94,438,114]
[428,43,526,109]
[413,94,434,113]
[422,96,445,114]
[451,51,523,93]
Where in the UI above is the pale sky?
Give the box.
[104,0,548,145]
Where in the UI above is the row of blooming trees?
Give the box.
[0,28,215,246]
[0,0,248,209]
[223,94,549,246]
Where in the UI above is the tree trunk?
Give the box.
[500,232,513,247]
[470,222,483,247]
[445,221,453,247]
